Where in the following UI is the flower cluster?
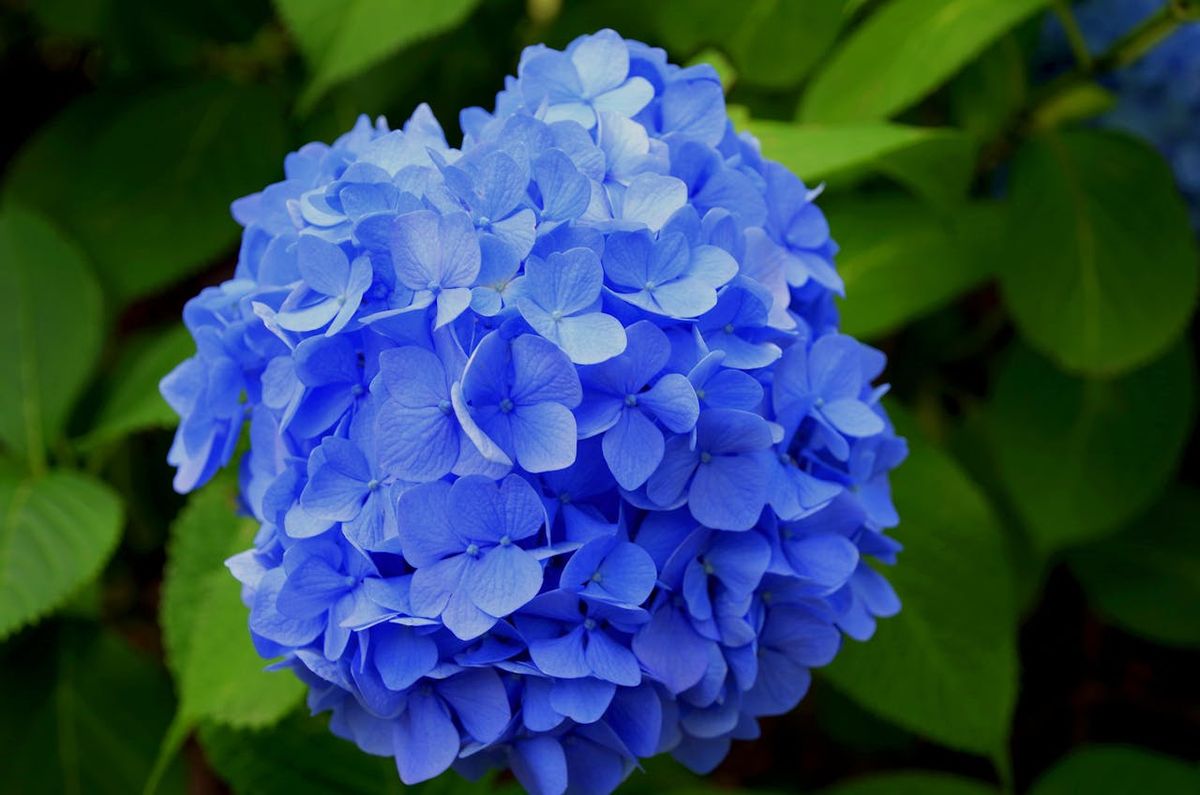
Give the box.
[1044,0,1200,227]
[162,29,906,795]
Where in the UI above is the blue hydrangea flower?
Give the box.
[1043,0,1200,227]
[163,28,906,795]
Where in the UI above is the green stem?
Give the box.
[1034,0,1200,116]
[1052,0,1093,71]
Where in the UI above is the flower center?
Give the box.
[699,451,713,464]
[583,618,597,631]
[499,535,512,546]
[342,575,357,587]
[723,323,735,334]
[499,398,514,413]
[559,491,571,504]
[466,543,480,557]
[644,280,656,290]
[351,384,364,396]
[590,571,603,583]
[695,388,706,400]
[366,479,380,492]
[438,399,452,415]
[624,394,638,407]
[551,309,564,322]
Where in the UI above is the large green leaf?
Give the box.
[987,343,1194,555]
[825,195,1000,339]
[823,409,1017,757]
[948,35,1027,140]
[275,0,482,111]
[161,481,304,726]
[0,624,185,795]
[654,0,845,89]
[0,210,103,471]
[1001,130,1199,376]
[4,81,288,306]
[0,472,123,640]
[746,122,975,205]
[1028,746,1200,795]
[800,0,1050,122]
[83,326,194,448]
[1069,489,1200,647]
[821,772,998,795]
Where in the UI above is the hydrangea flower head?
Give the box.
[1043,0,1200,227]
[163,29,906,795]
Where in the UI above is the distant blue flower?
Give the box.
[646,408,774,531]
[577,321,699,489]
[387,210,481,328]
[454,331,582,473]
[519,28,654,128]
[165,28,907,795]
[516,247,627,364]
[398,474,546,640]
[273,236,374,335]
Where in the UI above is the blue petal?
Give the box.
[585,629,641,685]
[639,373,699,434]
[689,453,768,531]
[467,544,544,617]
[553,312,628,365]
[392,690,459,784]
[631,604,711,694]
[530,626,590,678]
[513,737,568,795]
[510,401,578,473]
[549,677,616,724]
[296,235,350,296]
[276,556,350,619]
[377,404,459,482]
[437,669,511,744]
[620,174,687,232]
[645,435,698,508]
[510,333,583,407]
[373,623,438,691]
[602,408,663,490]
[534,150,590,221]
[396,481,462,566]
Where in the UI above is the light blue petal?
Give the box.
[297,235,350,296]
[468,545,544,617]
[585,629,641,686]
[549,677,616,724]
[434,287,474,328]
[555,312,627,365]
[620,174,687,232]
[510,334,583,407]
[374,624,438,691]
[602,408,663,491]
[392,690,459,784]
[388,210,441,289]
[593,77,654,118]
[530,626,590,678]
[511,401,578,473]
[820,398,885,437]
[689,454,768,531]
[639,373,699,434]
[569,28,627,96]
[437,669,511,744]
[377,404,459,482]
[396,482,461,567]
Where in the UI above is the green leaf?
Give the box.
[4,81,288,306]
[0,210,104,472]
[825,195,1000,338]
[654,0,845,89]
[0,624,185,795]
[948,35,1027,140]
[275,0,483,112]
[746,122,975,205]
[800,0,1050,122]
[161,481,304,726]
[987,343,1194,555]
[821,772,999,795]
[1028,746,1200,795]
[1069,488,1200,647]
[0,472,123,640]
[823,409,1018,757]
[83,326,194,447]
[201,711,520,795]
[1001,130,1199,376]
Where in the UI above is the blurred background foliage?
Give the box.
[0,0,1197,793]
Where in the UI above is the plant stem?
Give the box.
[1052,0,1093,71]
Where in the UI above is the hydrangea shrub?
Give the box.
[162,29,906,795]
[1045,0,1200,227]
